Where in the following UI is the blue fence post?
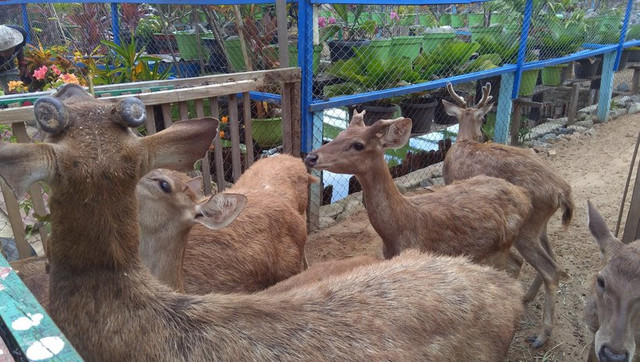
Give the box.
[494,72,515,144]
[615,0,634,70]
[298,0,313,153]
[111,3,120,46]
[512,0,533,99]
[597,51,617,121]
[21,4,30,44]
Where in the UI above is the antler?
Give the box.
[477,82,493,108]
[446,82,467,108]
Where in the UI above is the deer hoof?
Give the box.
[526,334,547,349]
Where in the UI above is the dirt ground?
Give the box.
[305,112,640,361]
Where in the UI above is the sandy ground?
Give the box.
[305,112,640,361]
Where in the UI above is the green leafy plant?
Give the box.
[95,38,173,85]
[413,41,481,80]
[330,4,377,40]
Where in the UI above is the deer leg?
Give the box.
[524,224,555,302]
[586,339,599,362]
[514,230,560,349]
[506,251,523,279]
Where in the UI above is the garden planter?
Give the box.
[422,32,456,53]
[450,14,464,28]
[575,57,603,79]
[202,38,229,73]
[151,33,177,54]
[354,38,391,62]
[490,13,508,26]
[328,39,371,62]
[350,102,398,126]
[439,14,452,26]
[467,13,485,28]
[251,117,283,148]
[389,36,423,61]
[627,47,640,62]
[518,69,539,97]
[266,44,322,72]
[470,26,503,42]
[399,97,437,134]
[224,37,247,72]
[616,49,632,71]
[174,31,213,60]
[419,14,436,27]
[541,64,568,86]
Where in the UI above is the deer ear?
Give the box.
[349,109,366,127]
[186,176,204,198]
[141,118,218,174]
[0,143,56,202]
[379,118,412,150]
[194,193,247,230]
[587,200,622,258]
[441,100,462,119]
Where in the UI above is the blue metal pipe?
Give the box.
[111,3,120,46]
[615,0,634,71]
[298,0,313,152]
[0,0,297,5]
[21,4,30,44]
[512,0,533,99]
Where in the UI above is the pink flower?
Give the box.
[390,12,400,21]
[318,16,326,28]
[33,65,48,81]
[51,65,61,76]
[328,17,336,24]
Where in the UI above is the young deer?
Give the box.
[442,82,573,348]
[585,201,640,362]
[0,83,524,360]
[304,111,532,271]
[137,154,317,294]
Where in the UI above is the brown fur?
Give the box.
[305,113,532,267]
[138,154,317,294]
[0,84,524,360]
[585,201,640,362]
[441,83,573,347]
[10,256,50,310]
[265,255,380,294]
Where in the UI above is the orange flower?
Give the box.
[59,73,79,84]
[221,116,228,123]
[219,130,225,138]
[7,80,26,92]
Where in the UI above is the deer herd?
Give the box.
[0,82,636,361]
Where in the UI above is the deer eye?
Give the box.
[158,180,172,193]
[351,142,365,151]
[596,275,605,292]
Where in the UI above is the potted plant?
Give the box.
[537,18,586,85]
[422,27,456,54]
[626,24,640,62]
[326,4,377,62]
[398,92,438,134]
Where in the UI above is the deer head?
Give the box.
[304,109,412,175]
[0,84,221,269]
[441,82,493,142]
[586,200,640,362]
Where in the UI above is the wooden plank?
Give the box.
[276,0,289,69]
[194,99,205,118]
[0,181,30,260]
[510,102,523,146]
[623,154,640,243]
[228,95,242,182]
[12,123,48,251]
[209,97,226,192]
[161,104,173,128]
[281,82,293,155]
[0,255,83,360]
[179,102,189,121]
[632,66,640,95]
[242,94,253,169]
[567,83,580,125]
[144,106,156,135]
[290,81,302,156]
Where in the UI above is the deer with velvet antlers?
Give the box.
[441,82,574,348]
[0,83,524,361]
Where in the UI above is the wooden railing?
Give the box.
[0,67,301,262]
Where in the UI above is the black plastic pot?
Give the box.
[349,102,397,126]
[432,90,469,124]
[575,56,603,79]
[399,97,437,134]
[628,48,640,62]
[616,49,632,71]
[328,39,370,62]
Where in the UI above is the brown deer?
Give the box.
[137,154,317,294]
[442,82,573,348]
[10,256,50,311]
[304,111,532,272]
[0,83,525,361]
[585,201,640,362]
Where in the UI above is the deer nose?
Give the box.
[304,153,319,168]
[599,345,629,362]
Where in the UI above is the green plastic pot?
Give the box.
[418,14,436,27]
[251,117,283,147]
[468,13,485,28]
[267,44,323,73]
[389,36,423,61]
[598,15,620,32]
[174,31,213,60]
[541,64,567,86]
[422,32,456,53]
[439,14,451,26]
[518,69,539,97]
[450,14,464,28]
[470,26,503,42]
[490,13,508,26]
[224,37,246,72]
[354,38,391,62]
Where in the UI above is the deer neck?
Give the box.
[139,224,189,292]
[356,155,413,240]
[456,126,483,143]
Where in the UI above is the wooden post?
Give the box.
[242,93,254,168]
[161,103,173,128]
[228,94,243,182]
[209,97,226,192]
[510,102,523,146]
[623,154,640,243]
[144,105,156,134]
[567,83,580,125]
[275,0,289,68]
[631,65,640,95]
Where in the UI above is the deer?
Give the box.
[441,82,574,348]
[0,83,525,360]
[585,201,640,362]
[10,255,50,311]
[304,110,533,275]
[137,154,317,294]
